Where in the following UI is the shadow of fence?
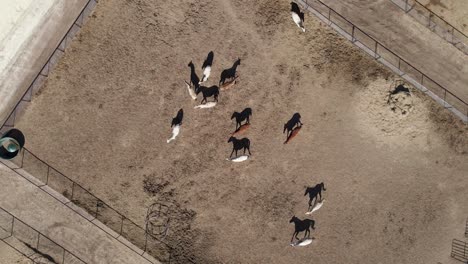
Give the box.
[0,206,87,264]
[297,0,468,123]
[389,0,468,55]
[0,148,194,263]
[451,239,468,263]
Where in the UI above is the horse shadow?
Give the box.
[171,109,183,127]
[304,182,326,211]
[220,58,241,85]
[202,51,214,69]
[231,108,252,130]
[289,216,315,242]
[284,113,303,138]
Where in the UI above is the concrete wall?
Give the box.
[0,0,89,126]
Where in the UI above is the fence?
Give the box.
[0,206,87,264]
[451,239,468,263]
[0,147,194,264]
[0,0,96,135]
[465,218,468,237]
[389,0,468,55]
[297,0,468,123]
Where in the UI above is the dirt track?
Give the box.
[14,0,468,263]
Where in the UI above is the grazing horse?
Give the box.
[188,61,200,92]
[283,113,303,138]
[290,2,305,32]
[197,86,219,104]
[220,58,241,85]
[289,216,315,242]
[231,108,252,130]
[228,136,251,158]
[171,109,183,127]
[304,182,326,210]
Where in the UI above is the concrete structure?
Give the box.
[0,0,90,126]
[0,162,159,264]
[322,0,468,106]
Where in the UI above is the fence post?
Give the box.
[374,42,378,58]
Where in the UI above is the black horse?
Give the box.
[171,109,183,127]
[231,108,252,130]
[304,182,326,210]
[228,137,251,158]
[188,61,200,91]
[220,58,241,85]
[197,85,219,104]
[289,216,315,242]
[284,113,303,138]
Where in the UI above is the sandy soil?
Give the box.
[417,0,468,34]
[14,0,468,263]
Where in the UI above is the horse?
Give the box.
[171,109,183,127]
[197,85,219,104]
[289,216,315,242]
[220,58,241,85]
[231,108,252,130]
[228,136,251,158]
[304,182,326,210]
[200,51,214,84]
[284,113,303,138]
[188,61,200,92]
[290,2,305,32]
[284,125,301,144]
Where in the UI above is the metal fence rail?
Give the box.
[0,148,194,264]
[389,0,468,55]
[451,239,468,263]
[0,0,96,135]
[0,206,87,264]
[298,0,468,123]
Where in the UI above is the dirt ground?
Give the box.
[14,0,468,263]
[417,0,468,34]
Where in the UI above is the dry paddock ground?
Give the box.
[14,0,467,263]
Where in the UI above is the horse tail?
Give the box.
[310,219,315,229]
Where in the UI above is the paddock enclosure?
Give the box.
[3,0,468,263]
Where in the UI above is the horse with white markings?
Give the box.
[291,2,305,32]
